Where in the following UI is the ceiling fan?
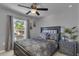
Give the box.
[18,3,48,16]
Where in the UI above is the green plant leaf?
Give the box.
[71,35,78,39]
[15,21,24,30]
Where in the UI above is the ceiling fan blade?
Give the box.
[36,11,40,16]
[37,8,48,11]
[26,11,31,14]
[18,4,31,9]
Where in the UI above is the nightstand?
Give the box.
[76,41,79,55]
[59,39,77,56]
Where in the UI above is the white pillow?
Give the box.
[40,33,46,39]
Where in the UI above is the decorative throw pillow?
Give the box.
[50,34,58,41]
[40,33,46,40]
[45,33,50,39]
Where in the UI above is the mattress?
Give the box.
[15,38,58,56]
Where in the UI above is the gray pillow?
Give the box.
[50,34,58,41]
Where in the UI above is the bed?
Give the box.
[14,26,61,56]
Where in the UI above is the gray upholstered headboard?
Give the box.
[41,26,61,42]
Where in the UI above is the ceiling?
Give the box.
[0,3,78,17]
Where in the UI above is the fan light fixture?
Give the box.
[18,3,48,16]
[31,9,37,14]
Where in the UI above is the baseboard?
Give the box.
[0,50,5,53]
[77,53,79,56]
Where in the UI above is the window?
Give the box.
[13,17,27,41]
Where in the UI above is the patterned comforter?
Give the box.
[15,38,58,56]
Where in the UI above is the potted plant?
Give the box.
[59,26,78,55]
[62,26,78,41]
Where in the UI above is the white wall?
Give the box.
[77,5,79,40]
[29,18,41,38]
[39,6,78,26]
[31,4,78,38]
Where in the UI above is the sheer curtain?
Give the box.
[5,16,29,51]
